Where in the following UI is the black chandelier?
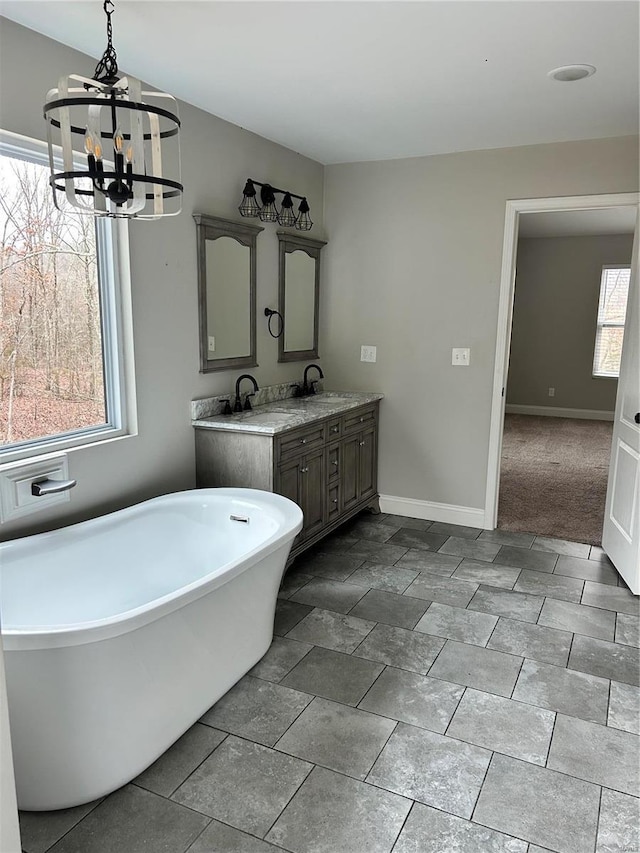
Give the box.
[238,179,312,231]
[43,0,183,219]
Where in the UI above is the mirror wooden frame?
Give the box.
[194,214,263,373]
[277,231,327,363]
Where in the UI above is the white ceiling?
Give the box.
[0,1,638,165]
[519,207,638,239]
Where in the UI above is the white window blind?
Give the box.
[592,265,631,378]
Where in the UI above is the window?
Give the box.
[592,265,631,378]
[0,131,135,461]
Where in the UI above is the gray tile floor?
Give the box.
[19,513,640,853]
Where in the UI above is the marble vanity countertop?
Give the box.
[192,391,384,435]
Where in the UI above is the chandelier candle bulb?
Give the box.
[84,129,95,155]
[84,131,97,174]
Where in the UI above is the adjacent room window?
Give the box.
[0,131,134,461]
[592,265,631,378]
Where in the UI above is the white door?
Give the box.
[602,206,640,594]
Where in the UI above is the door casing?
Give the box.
[484,192,640,529]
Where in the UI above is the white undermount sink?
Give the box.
[305,395,353,404]
[242,412,301,424]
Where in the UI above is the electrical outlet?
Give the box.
[208,336,216,352]
[548,387,555,397]
[452,347,471,366]
[361,345,377,363]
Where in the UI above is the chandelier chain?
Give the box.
[93,0,119,83]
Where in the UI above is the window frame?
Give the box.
[0,129,137,463]
[592,264,631,380]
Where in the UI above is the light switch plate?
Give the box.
[361,345,377,363]
[452,347,471,366]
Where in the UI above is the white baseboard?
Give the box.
[505,404,614,422]
[379,494,486,529]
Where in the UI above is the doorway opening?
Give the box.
[485,193,639,550]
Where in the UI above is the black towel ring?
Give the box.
[264,307,284,339]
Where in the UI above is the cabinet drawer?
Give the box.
[343,405,376,434]
[327,417,342,440]
[278,423,326,460]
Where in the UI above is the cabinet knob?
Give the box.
[302,466,309,473]
[359,441,366,446]
[360,417,364,422]
[300,438,307,444]
[332,459,339,466]
[332,498,338,504]
[331,426,339,433]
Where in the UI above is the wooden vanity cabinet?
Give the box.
[194,400,380,559]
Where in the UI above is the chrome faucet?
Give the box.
[302,364,324,396]
[234,374,259,412]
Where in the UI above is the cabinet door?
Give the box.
[277,458,301,505]
[341,433,360,513]
[358,425,377,500]
[301,448,325,538]
[277,457,303,547]
[327,442,340,482]
[327,482,341,523]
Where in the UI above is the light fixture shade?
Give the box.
[259,203,279,223]
[239,195,261,217]
[44,73,182,219]
[258,184,279,222]
[238,180,261,217]
[278,192,297,228]
[295,198,313,231]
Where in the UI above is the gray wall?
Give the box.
[1,19,639,533]
[507,234,633,412]
[0,18,324,539]
[322,138,638,512]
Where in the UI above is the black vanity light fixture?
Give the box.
[239,179,313,231]
[43,0,183,218]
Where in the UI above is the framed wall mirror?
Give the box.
[277,231,327,363]
[194,214,263,372]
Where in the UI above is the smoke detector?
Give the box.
[548,64,596,82]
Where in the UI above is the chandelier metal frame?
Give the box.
[43,0,183,219]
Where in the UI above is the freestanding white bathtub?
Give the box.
[0,488,303,811]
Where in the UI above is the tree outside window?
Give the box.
[0,132,134,462]
[0,151,106,446]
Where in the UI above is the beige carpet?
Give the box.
[498,414,613,546]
